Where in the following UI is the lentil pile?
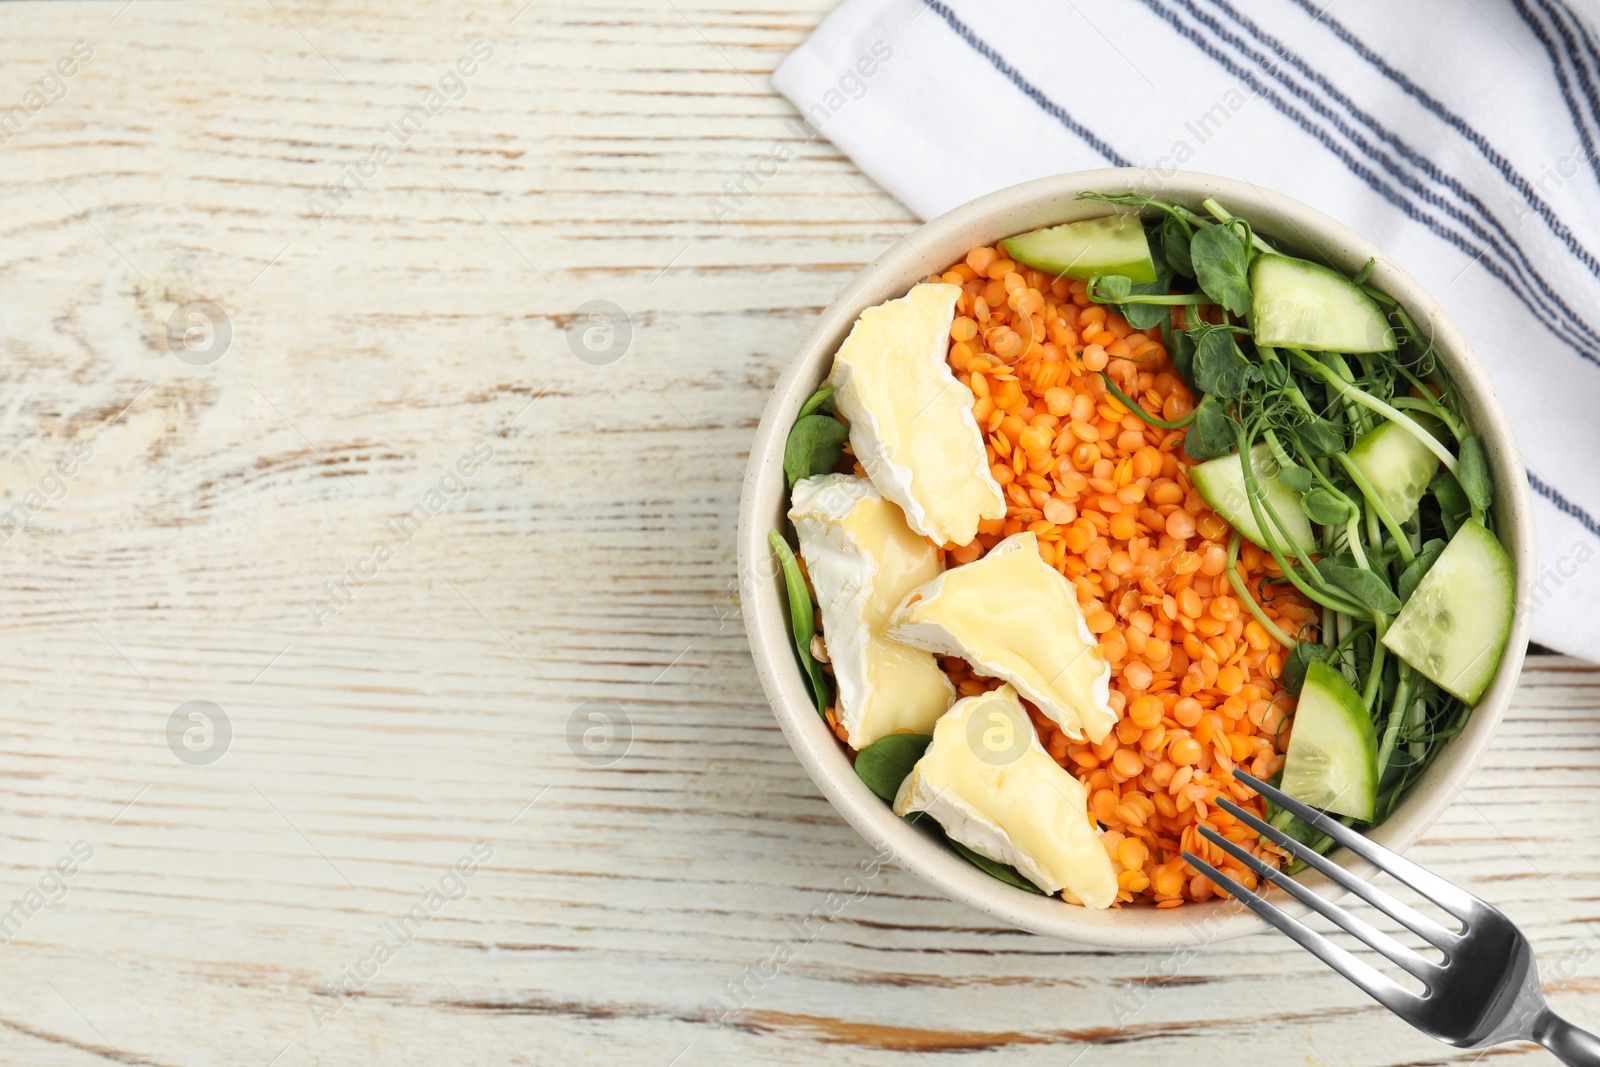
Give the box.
[933,244,1316,906]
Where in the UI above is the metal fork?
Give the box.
[1182,770,1600,1065]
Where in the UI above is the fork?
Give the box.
[1182,769,1600,1065]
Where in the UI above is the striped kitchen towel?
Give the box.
[774,0,1600,661]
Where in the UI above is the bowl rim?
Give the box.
[737,168,1535,948]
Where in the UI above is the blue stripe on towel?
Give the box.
[1174,0,1600,359]
[1529,471,1600,540]
[1542,0,1600,144]
[1554,0,1600,121]
[1282,0,1600,274]
[1204,0,1600,299]
[920,0,1133,167]
[1137,0,1600,368]
[1514,0,1600,188]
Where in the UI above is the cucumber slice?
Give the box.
[1190,444,1315,557]
[1280,660,1378,821]
[1347,419,1441,524]
[1001,215,1156,284]
[1250,254,1396,353]
[1382,520,1514,703]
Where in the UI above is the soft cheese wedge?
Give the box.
[894,686,1117,907]
[828,282,1004,547]
[887,532,1116,743]
[789,474,956,748]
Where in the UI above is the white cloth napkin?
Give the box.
[775,0,1600,661]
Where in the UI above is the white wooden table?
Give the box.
[1,3,1596,1065]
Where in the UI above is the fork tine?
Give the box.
[1183,851,1422,1016]
[1213,791,1457,950]
[1196,825,1438,983]
[1233,770,1482,922]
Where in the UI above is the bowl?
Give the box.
[737,169,1535,948]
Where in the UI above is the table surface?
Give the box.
[2,3,1597,1065]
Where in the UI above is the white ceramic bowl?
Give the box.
[737,169,1535,948]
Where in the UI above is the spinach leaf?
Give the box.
[1118,238,1177,331]
[1428,469,1470,537]
[1183,394,1235,462]
[1192,329,1257,399]
[1301,488,1355,525]
[798,386,834,418]
[855,733,932,800]
[767,531,830,714]
[1295,415,1346,458]
[1160,214,1195,278]
[1089,273,1133,303]
[1397,538,1447,603]
[783,413,849,485]
[1277,465,1314,494]
[1280,641,1329,694]
[1268,804,1332,856]
[1456,434,1493,514]
[1189,222,1253,317]
[1261,358,1290,390]
[948,840,1045,894]
[1170,326,1197,389]
[1315,558,1402,615]
[1121,280,1174,330]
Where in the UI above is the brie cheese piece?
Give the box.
[827,282,1004,547]
[888,532,1115,743]
[789,474,955,748]
[894,685,1117,908]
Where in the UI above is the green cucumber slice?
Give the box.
[1190,444,1314,557]
[1000,215,1156,284]
[1249,254,1396,353]
[1347,419,1441,525]
[1280,660,1378,821]
[1381,520,1514,703]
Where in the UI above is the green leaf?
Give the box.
[1428,469,1470,537]
[947,840,1045,894]
[798,386,835,418]
[1397,538,1447,603]
[1315,558,1402,615]
[1192,329,1256,399]
[1116,242,1177,331]
[783,414,850,486]
[1300,488,1355,525]
[1089,273,1133,303]
[1183,394,1235,462]
[1121,279,1173,330]
[1189,222,1252,317]
[854,733,932,800]
[767,531,830,715]
[1295,416,1346,458]
[1456,434,1493,514]
[1267,804,1332,856]
[1278,465,1314,493]
[1279,642,1329,694]
[1170,326,1197,389]
[1160,215,1194,278]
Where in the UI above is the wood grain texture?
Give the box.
[0,2,1595,1065]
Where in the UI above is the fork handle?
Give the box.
[1534,1008,1600,1066]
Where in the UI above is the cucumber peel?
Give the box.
[1001,215,1156,284]
[1280,660,1379,821]
[1250,254,1396,353]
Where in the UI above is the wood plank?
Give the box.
[0,3,1593,1065]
